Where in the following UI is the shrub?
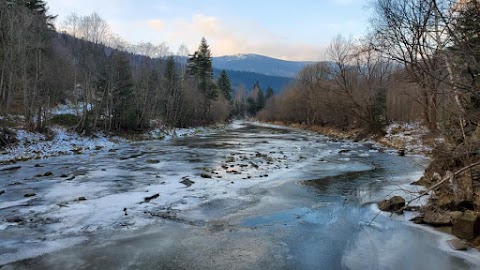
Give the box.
[50,114,78,127]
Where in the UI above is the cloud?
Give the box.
[160,14,324,61]
[147,19,165,32]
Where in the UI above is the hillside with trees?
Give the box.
[0,1,234,138]
[257,0,480,233]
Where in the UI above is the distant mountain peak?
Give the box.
[213,53,315,78]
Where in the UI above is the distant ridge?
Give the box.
[213,69,293,93]
[212,54,314,78]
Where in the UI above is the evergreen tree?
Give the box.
[247,81,265,115]
[371,87,387,132]
[187,38,217,121]
[217,70,232,102]
[265,86,274,100]
[111,52,137,131]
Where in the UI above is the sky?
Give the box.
[46,0,372,61]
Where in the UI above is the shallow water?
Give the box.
[1,121,479,269]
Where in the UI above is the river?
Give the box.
[1,121,479,269]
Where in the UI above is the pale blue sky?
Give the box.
[47,0,371,61]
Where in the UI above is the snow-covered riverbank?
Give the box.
[0,126,207,164]
[1,121,478,269]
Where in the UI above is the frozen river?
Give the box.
[1,121,479,269]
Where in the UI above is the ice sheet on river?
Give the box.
[0,121,478,269]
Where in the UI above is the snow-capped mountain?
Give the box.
[212,54,314,78]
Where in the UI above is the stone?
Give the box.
[452,211,480,241]
[423,211,452,227]
[475,191,480,211]
[180,178,195,187]
[378,196,406,213]
[146,159,160,164]
[447,239,468,251]
[226,168,238,174]
[43,171,53,177]
[434,193,454,209]
[24,193,36,198]
[6,216,24,223]
[1,166,21,171]
[410,216,424,224]
[0,190,4,196]
[77,197,87,201]
[201,173,212,179]
[144,193,160,203]
[452,173,474,206]
[397,149,406,156]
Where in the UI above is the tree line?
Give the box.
[2,1,273,134]
[259,1,479,137]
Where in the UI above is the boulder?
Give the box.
[423,211,452,226]
[452,173,474,207]
[452,211,480,241]
[433,193,454,209]
[180,178,195,187]
[410,216,425,224]
[201,173,212,179]
[378,196,405,213]
[447,239,468,251]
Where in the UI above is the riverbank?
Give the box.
[0,124,219,165]
[264,121,480,252]
[4,120,476,269]
[266,121,434,155]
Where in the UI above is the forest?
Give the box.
[259,0,480,188]
[2,1,480,267]
[2,0,480,173]
[0,0,277,136]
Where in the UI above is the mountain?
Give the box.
[212,54,314,78]
[213,69,293,94]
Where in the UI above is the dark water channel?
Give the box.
[1,121,479,270]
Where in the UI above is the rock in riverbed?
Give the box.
[378,196,405,213]
[452,211,480,241]
[180,178,195,187]
[1,165,21,171]
[447,239,468,251]
[423,211,452,227]
[144,193,160,202]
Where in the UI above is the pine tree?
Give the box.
[265,86,274,100]
[247,81,265,115]
[111,52,137,131]
[187,38,217,122]
[217,70,232,102]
